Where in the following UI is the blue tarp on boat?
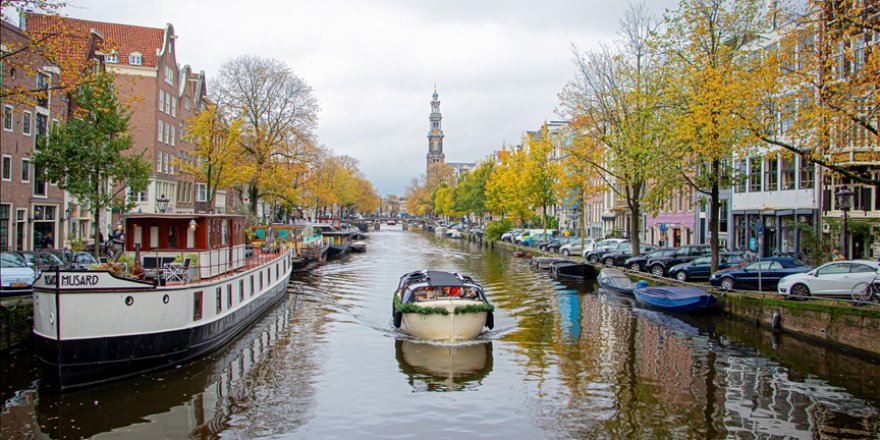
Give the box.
[633,286,717,313]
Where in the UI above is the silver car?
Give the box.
[1,252,37,298]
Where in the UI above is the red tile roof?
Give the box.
[26,13,165,68]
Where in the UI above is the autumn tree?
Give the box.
[405,176,434,217]
[658,0,768,270]
[33,71,151,256]
[178,103,252,211]
[452,160,495,223]
[742,0,880,186]
[485,146,534,226]
[559,3,670,257]
[524,124,561,235]
[212,56,319,215]
[556,122,606,249]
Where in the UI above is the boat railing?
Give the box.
[84,244,291,287]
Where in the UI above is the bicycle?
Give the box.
[850,272,880,304]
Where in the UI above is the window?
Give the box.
[749,157,761,192]
[164,123,170,144]
[196,183,207,202]
[105,52,118,63]
[21,159,30,182]
[165,65,174,85]
[36,72,49,107]
[227,284,232,309]
[159,90,165,114]
[2,156,11,181]
[764,156,778,191]
[250,275,254,297]
[22,111,31,136]
[259,272,263,290]
[156,151,163,172]
[193,291,203,321]
[239,279,244,302]
[128,187,148,202]
[33,166,47,196]
[129,52,143,66]
[2,105,12,131]
[170,96,176,117]
[216,287,222,314]
[157,120,163,142]
[185,97,191,111]
[170,126,176,146]
[781,155,795,190]
[799,159,814,190]
[35,114,48,148]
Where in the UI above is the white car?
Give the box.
[0,252,37,298]
[559,238,594,256]
[777,260,880,298]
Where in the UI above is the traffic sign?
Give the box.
[755,220,763,235]
[659,223,666,233]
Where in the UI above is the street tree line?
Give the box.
[407,0,879,271]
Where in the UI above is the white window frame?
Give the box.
[21,111,32,136]
[2,105,12,131]
[159,89,165,114]
[164,123,170,144]
[156,152,163,173]
[21,158,30,183]
[165,66,174,86]
[170,126,176,146]
[195,183,207,202]
[1,155,12,181]
[170,95,176,116]
[129,52,143,66]
[105,52,118,63]
[157,120,163,143]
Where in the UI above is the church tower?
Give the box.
[426,88,445,183]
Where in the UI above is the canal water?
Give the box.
[2,225,880,439]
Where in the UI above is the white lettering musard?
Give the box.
[43,274,100,287]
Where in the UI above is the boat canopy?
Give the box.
[398,270,482,291]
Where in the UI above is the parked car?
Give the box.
[668,252,744,282]
[777,260,880,298]
[559,238,595,256]
[522,231,555,247]
[624,247,677,272]
[598,244,657,267]
[501,229,523,242]
[709,257,810,291]
[583,239,630,263]
[514,229,545,245]
[542,236,578,253]
[14,250,65,271]
[68,252,100,269]
[646,245,711,278]
[0,252,37,298]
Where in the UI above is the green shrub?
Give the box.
[484,218,513,242]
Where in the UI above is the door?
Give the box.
[812,263,852,295]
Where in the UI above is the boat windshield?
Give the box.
[413,286,481,302]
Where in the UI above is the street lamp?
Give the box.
[156,194,170,213]
[835,186,853,260]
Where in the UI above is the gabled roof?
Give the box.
[26,13,164,68]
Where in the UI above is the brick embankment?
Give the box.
[481,235,880,357]
[0,297,33,353]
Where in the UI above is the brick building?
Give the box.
[25,14,220,244]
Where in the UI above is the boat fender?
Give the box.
[635,280,648,289]
[486,311,494,330]
[393,311,402,328]
[771,311,781,332]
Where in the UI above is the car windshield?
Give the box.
[1,252,27,268]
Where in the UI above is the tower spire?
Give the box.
[426,87,445,182]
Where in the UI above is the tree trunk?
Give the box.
[709,159,721,272]
[248,186,259,216]
[630,197,641,258]
[93,173,102,258]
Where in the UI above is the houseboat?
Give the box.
[32,213,294,390]
[313,223,355,259]
[251,224,328,272]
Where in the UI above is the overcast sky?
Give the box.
[55,0,679,195]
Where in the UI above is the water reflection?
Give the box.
[395,339,493,392]
[1,298,303,440]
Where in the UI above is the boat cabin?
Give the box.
[122,213,247,280]
[397,270,487,304]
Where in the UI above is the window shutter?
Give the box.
[822,189,831,212]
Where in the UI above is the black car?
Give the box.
[599,244,657,267]
[584,240,631,263]
[623,247,677,272]
[542,236,578,252]
[709,257,810,291]
[667,252,743,282]
[646,245,711,278]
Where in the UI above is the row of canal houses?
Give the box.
[1,13,257,253]
[513,19,879,260]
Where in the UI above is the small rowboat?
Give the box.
[633,286,717,313]
[598,268,638,294]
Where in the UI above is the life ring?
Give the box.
[393,311,402,328]
[485,311,494,330]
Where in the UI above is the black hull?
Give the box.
[35,273,291,390]
[551,262,598,280]
[291,257,320,273]
[327,245,350,259]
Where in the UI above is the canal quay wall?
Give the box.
[484,237,880,358]
[0,298,32,353]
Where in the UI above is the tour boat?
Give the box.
[633,286,717,313]
[350,241,367,252]
[392,270,494,341]
[32,213,294,390]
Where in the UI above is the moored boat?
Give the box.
[530,257,572,270]
[550,261,598,280]
[598,268,639,294]
[32,213,294,390]
[392,270,494,341]
[633,286,717,313]
[351,241,367,252]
